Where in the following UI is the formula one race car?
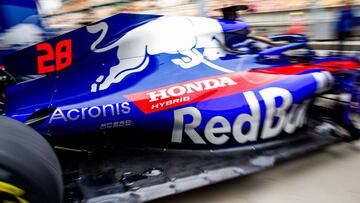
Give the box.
[0,5,359,203]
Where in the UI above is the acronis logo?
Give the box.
[49,102,131,123]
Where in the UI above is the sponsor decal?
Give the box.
[172,88,309,145]
[87,16,229,92]
[125,72,289,114]
[49,102,130,123]
[100,120,132,129]
[171,71,333,145]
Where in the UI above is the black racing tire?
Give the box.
[0,116,63,203]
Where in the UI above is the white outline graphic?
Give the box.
[87,16,232,92]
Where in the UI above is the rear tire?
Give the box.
[0,116,63,203]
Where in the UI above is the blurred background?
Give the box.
[41,0,360,42]
[0,0,359,52]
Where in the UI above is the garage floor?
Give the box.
[152,141,360,203]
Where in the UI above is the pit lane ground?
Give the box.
[152,140,360,203]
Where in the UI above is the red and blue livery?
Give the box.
[0,6,358,203]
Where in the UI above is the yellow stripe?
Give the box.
[0,181,29,203]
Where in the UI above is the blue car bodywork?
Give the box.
[2,13,359,151]
[0,11,359,202]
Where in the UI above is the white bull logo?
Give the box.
[87,16,232,92]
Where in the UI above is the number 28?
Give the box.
[37,39,72,74]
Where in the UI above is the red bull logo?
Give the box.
[87,16,232,92]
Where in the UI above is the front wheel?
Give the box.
[0,116,63,203]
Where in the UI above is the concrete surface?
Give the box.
[152,141,360,203]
